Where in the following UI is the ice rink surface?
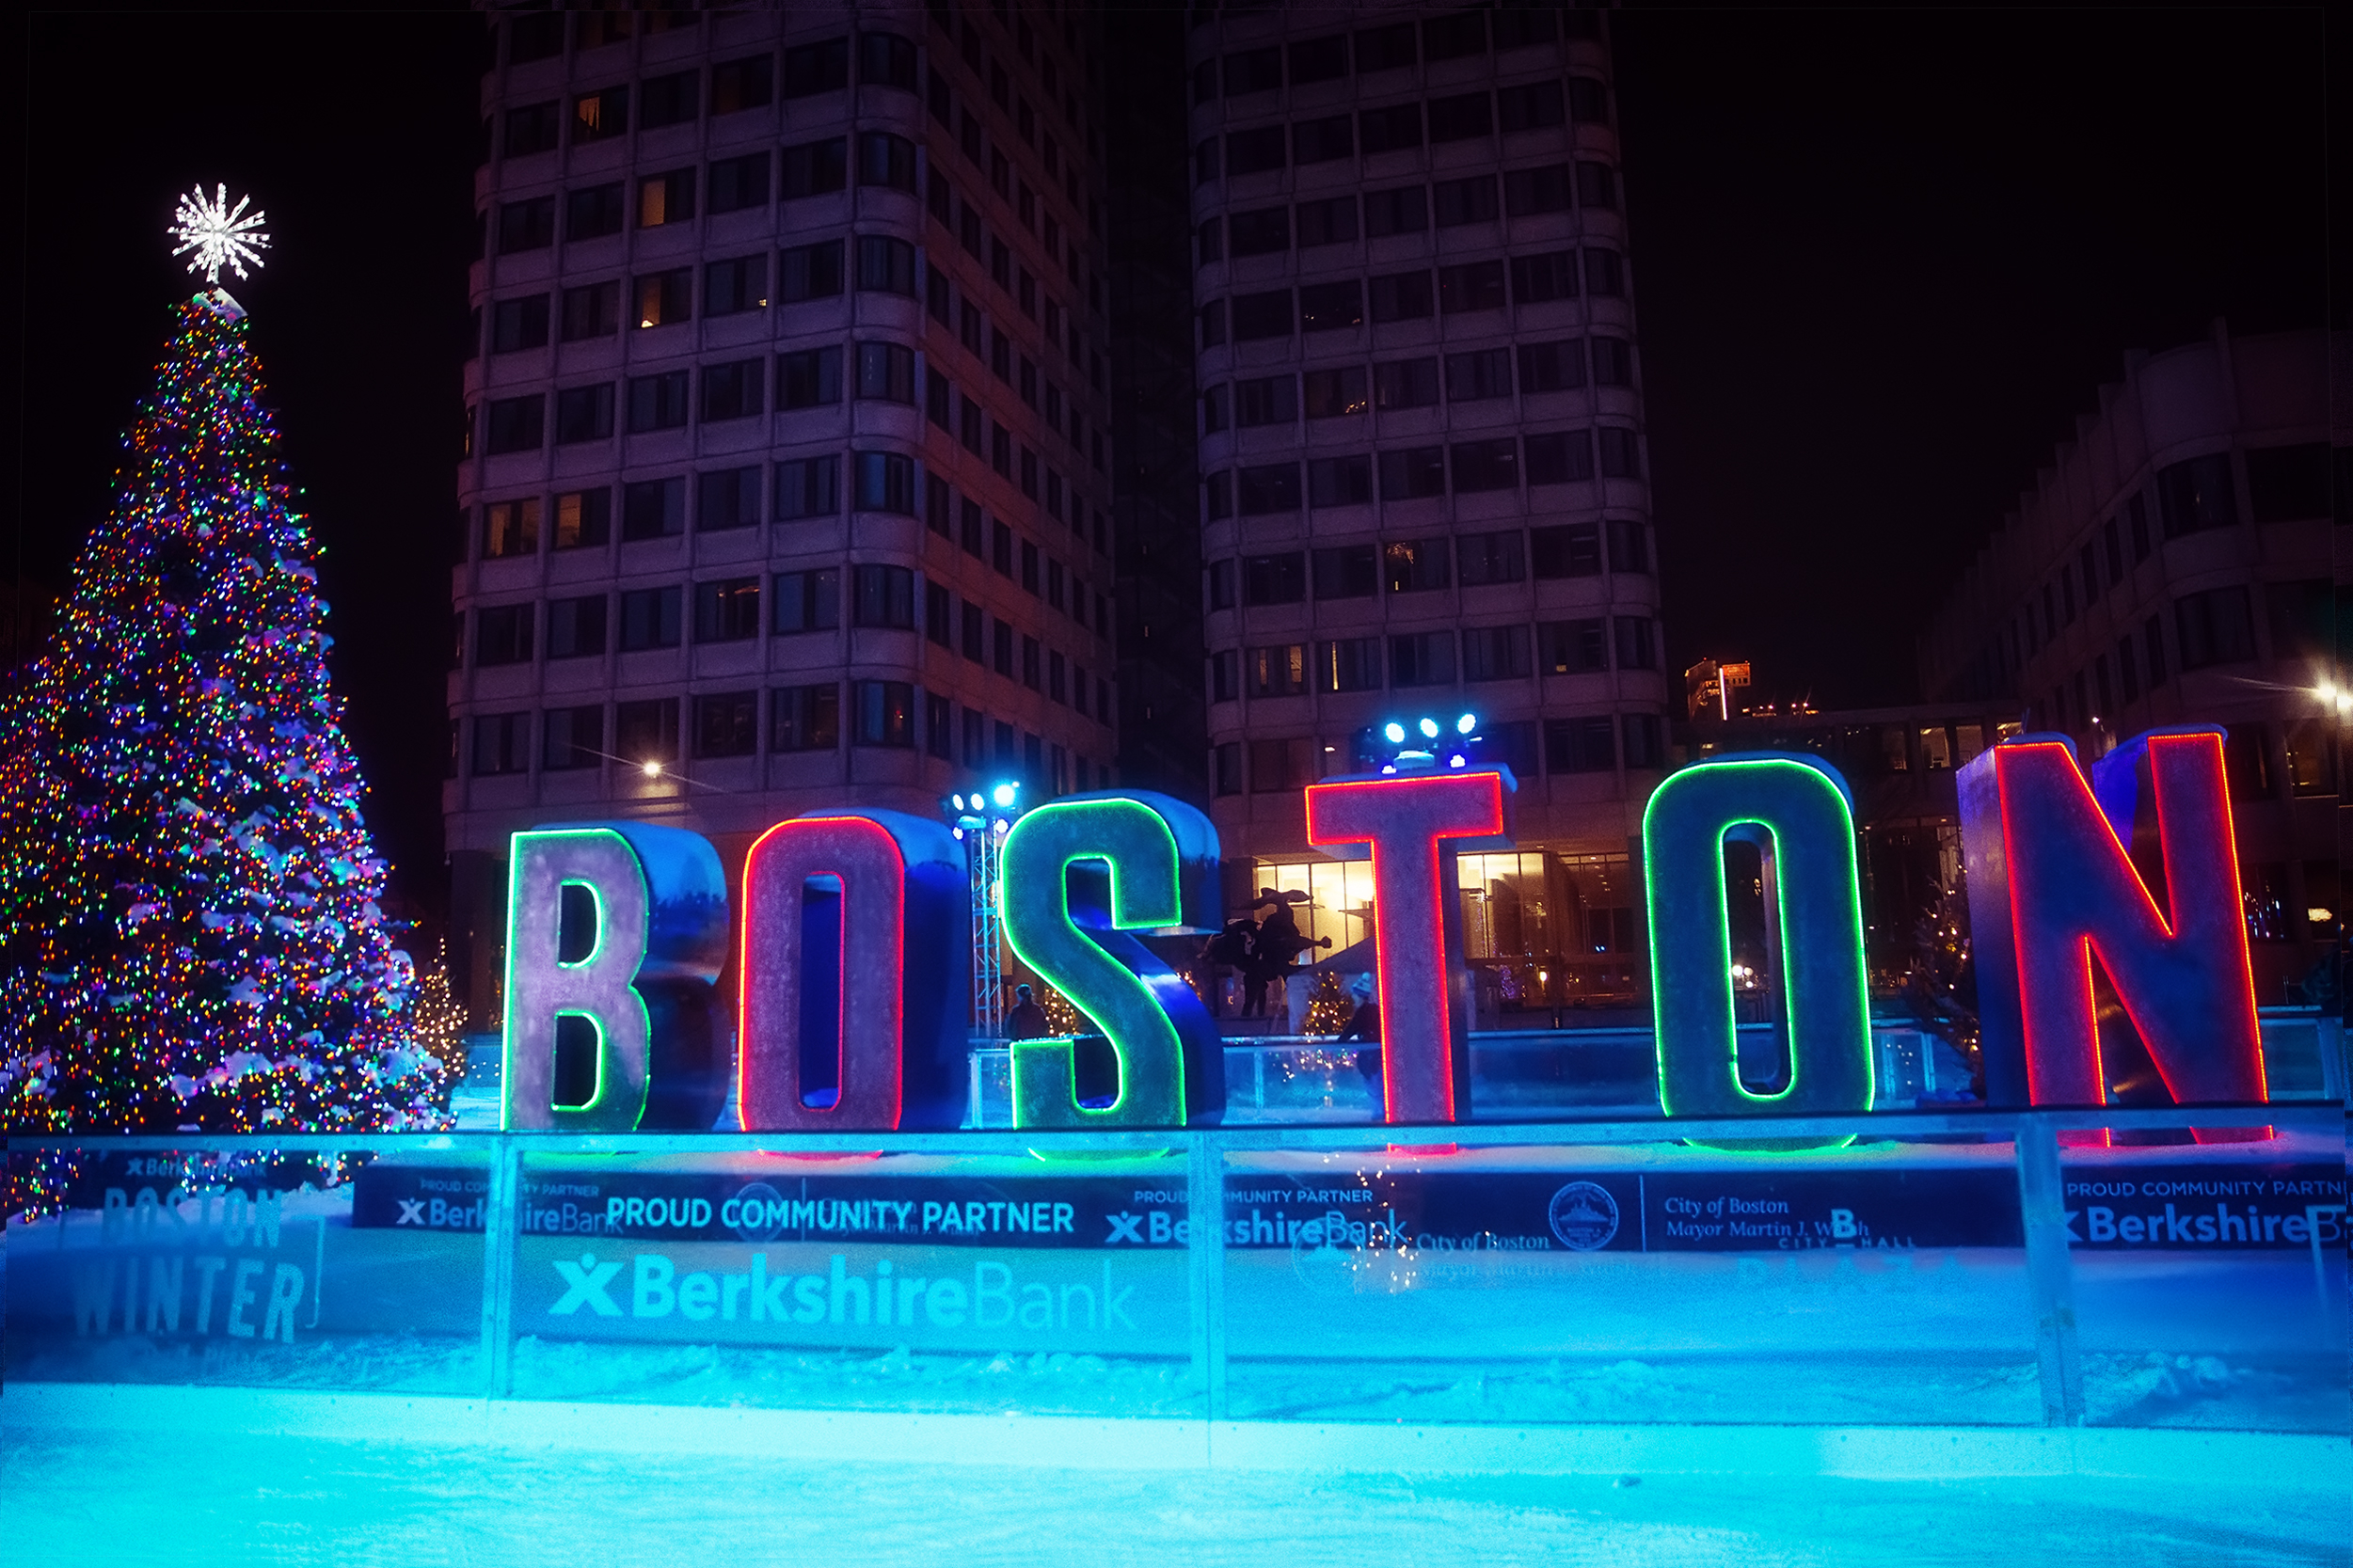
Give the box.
[7,1417,2345,1568]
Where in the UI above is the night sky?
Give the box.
[3,8,2336,927]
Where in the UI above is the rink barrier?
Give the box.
[13,1102,2343,1435]
[8,1381,2345,1490]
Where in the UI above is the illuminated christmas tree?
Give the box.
[0,220,453,1160]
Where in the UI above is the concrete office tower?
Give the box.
[1918,325,2345,1003]
[1187,6,1667,1014]
[453,5,1116,1018]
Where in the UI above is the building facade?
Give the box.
[1185,4,1667,1011]
[451,4,1117,1018]
[1917,324,2345,1003]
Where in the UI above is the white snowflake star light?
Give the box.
[169,183,271,286]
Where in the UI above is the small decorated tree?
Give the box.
[0,189,454,1191]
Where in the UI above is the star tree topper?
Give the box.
[169,183,270,286]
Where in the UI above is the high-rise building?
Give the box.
[1184,6,1667,1012]
[450,5,1118,1017]
[1917,324,2345,1001]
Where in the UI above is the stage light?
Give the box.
[640,760,662,778]
[1418,717,1440,739]
[1383,721,1407,745]
[992,782,1019,809]
[1456,712,1477,735]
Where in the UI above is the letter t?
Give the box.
[1305,771,1505,1124]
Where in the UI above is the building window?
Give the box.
[497,196,555,253]
[1575,162,1617,210]
[1308,455,1374,509]
[552,385,613,445]
[1518,340,1586,394]
[1527,430,1596,485]
[1444,348,1514,403]
[639,168,696,228]
[471,712,530,776]
[627,372,691,433]
[1540,619,1609,674]
[851,563,915,628]
[1248,643,1308,698]
[1293,113,1354,166]
[1384,538,1451,593]
[774,456,840,521]
[1438,260,1506,313]
[1363,184,1427,237]
[1499,81,1566,133]
[1229,206,1290,256]
[2175,586,2257,670]
[1296,195,1359,248]
[560,281,621,341]
[858,131,917,191]
[693,691,759,758]
[1369,270,1435,325]
[1225,125,1287,176]
[565,182,625,241]
[503,101,559,157]
[763,568,841,642]
[475,603,534,666]
[1606,518,1650,573]
[772,684,841,752]
[554,490,611,550]
[1214,741,1243,796]
[1303,367,1370,420]
[1456,529,1524,584]
[1237,463,1302,516]
[778,347,844,407]
[854,235,916,294]
[547,594,607,658]
[542,705,602,771]
[1532,524,1603,579]
[621,477,686,541]
[1243,551,1306,605]
[1391,630,1457,688]
[1358,102,1423,154]
[1313,546,1379,600]
[1231,289,1293,341]
[706,152,771,215]
[640,70,697,129]
[2157,453,2238,538]
[706,255,768,316]
[711,53,775,115]
[692,577,761,642]
[1199,298,1229,348]
[1297,280,1364,333]
[1613,616,1657,670]
[1622,715,1663,770]
[701,359,766,422]
[1206,560,1233,610]
[617,587,683,651]
[1511,252,1580,306]
[615,699,681,766]
[783,37,851,98]
[1545,716,1616,773]
[1377,446,1447,500]
[1428,90,1494,143]
[490,295,550,354]
[1584,247,1626,296]
[1462,625,1530,682]
[860,31,917,90]
[852,451,915,514]
[854,342,916,403]
[1592,337,1635,387]
[1433,176,1500,228]
[1597,428,1642,479]
[485,394,544,455]
[1374,357,1439,409]
[780,138,851,198]
[633,269,692,330]
[482,498,541,559]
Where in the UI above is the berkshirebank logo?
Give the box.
[549,1251,1137,1332]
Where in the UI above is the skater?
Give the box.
[1006,983,1051,1041]
[1199,916,1258,1016]
[1244,888,1329,1021]
[1334,972,1383,1116]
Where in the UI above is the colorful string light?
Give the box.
[2,293,454,1216]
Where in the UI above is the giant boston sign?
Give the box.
[500,726,2270,1133]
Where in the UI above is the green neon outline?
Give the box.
[999,799,1186,1129]
[1642,756,1874,1151]
[501,828,652,1132]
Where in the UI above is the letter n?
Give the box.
[1960,730,2265,1132]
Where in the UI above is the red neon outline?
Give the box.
[1304,772,1505,1125]
[738,814,908,1128]
[1995,735,2265,1121]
